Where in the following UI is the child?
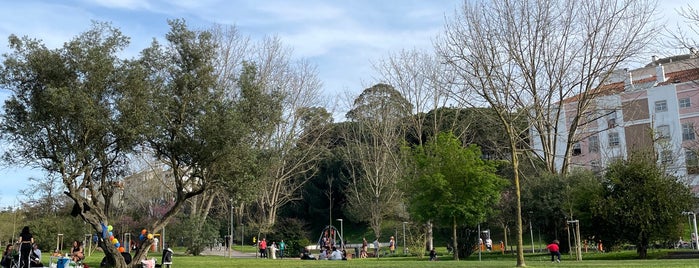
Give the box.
[429,248,437,261]
[546,240,561,263]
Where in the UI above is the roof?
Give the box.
[562,66,699,104]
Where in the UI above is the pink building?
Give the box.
[532,52,699,186]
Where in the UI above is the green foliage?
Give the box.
[404,132,507,226]
[169,215,219,256]
[403,132,507,259]
[269,218,310,257]
[594,154,694,258]
[345,83,412,123]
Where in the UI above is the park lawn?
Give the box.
[62,252,699,268]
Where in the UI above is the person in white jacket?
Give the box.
[270,242,278,259]
[330,246,343,260]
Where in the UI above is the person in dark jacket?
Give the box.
[161,244,173,268]
[17,227,33,268]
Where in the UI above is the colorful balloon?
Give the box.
[147,234,154,240]
[108,225,113,231]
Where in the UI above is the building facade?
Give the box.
[532,53,699,186]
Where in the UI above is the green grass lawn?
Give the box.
[51,248,699,268]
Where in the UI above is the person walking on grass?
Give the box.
[546,240,561,263]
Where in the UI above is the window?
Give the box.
[683,123,696,141]
[655,100,668,112]
[607,110,617,128]
[588,135,599,153]
[656,125,670,140]
[572,142,581,156]
[680,98,691,108]
[590,160,602,173]
[686,150,699,174]
[608,132,620,147]
[661,150,673,164]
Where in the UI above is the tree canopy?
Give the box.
[593,154,694,258]
[403,132,507,260]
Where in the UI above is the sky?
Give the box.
[0,0,695,208]
[0,0,460,208]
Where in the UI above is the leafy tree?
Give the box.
[404,132,507,260]
[594,154,694,258]
[0,22,145,267]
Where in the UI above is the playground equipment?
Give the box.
[316,225,343,249]
[56,234,64,252]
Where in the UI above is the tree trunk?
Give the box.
[452,217,459,260]
[426,221,433,251]
[511,133,526,267]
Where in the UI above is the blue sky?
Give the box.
[0,0,459,207]
[0,0,696,207]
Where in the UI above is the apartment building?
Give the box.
[532,52,699,186]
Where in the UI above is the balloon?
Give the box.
[109,231,113,236]
[147,234,153,240]
[108,225,113,231]
[112,238,117,244]
[118,247,125,253]
[115,242,120,248]
[109,236,114,241]
[139,234,145,240]
[141,229,147,235]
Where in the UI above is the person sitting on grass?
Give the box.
[429,248,438,261]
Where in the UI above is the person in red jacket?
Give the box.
[259,238,267,258]
[546,240,561,263]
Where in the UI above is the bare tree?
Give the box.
[372,49,455,251]
[373,49,454,145]
[246,36,331,230]
[343,83,411,238]
[668,5,699,53]
[436,0,658,265]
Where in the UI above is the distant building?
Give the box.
[531,50,699,187]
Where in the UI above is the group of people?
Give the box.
[317,246,346,260]
[257,238,286,259]
[1,226,86,268]
[358,236,395,258]
[0,226,56,268]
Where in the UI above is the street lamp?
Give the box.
[336,219,344,250]
[682,211,699,251]
[529,211,534,253]
[402,222,408,254]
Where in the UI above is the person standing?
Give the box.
[270,242,277,259]
[278,240,285,259]
[373,238,380,258]
[389,236,395,254]
[361,238,368,258]
[259,238,267,258]
[18,226,33,268]
[546,240,561,263]
[161,244,173,268]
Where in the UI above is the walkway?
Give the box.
[200,248,257,258]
